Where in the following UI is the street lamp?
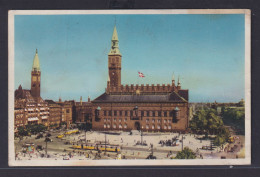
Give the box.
[44,137,51,157]
[104,133,107,155]
[141,126,143,145]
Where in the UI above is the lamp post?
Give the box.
[182,135,184,151]
[45,137,51,157]
[151,143,154,156]
[141,126,143,145]
[104,133,107,155]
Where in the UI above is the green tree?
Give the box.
[25,124,47,134]
[18,126,28,136]
[222,107,245,134]
[174,147,196,159]
[213,127,230,146]
[190,108,224,135]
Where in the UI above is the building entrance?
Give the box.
[134,121,141,130]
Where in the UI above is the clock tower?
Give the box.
[108,25,121,88]
[31,49,41,98]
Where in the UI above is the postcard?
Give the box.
[8,9,251,166]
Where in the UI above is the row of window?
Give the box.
[103,110,178,117]
[103,118,172,123]
[103,124,173,130]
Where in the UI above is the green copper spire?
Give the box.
[32,49,40,71]
[109,25,121,56]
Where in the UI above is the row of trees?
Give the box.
[17,124,48,137]
[222,107,245,135]
[190,108,230,146]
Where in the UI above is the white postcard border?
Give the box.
[8,9,251,166]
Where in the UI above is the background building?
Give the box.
[14,50,50,131]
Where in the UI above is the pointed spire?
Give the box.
[112,26,119,41]
[109,25,121,55]
[32,49,40,71]
[178,76,181,86]
[172,73,175,81]
[172,73,175,86]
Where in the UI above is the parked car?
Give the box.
[36,134,43,139]
[36,145,43,150]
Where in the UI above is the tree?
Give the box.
[222,107,245,134]
[190,108,224,135]
[174,147,196,159]
[25,124,47,134]
[213,126,230,146]
[18,126,28,136]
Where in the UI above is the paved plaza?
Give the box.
[14,130,245,160]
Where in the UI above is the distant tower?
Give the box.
[108,25,122,87]
[31,49,41,98]
[88,96,91,102]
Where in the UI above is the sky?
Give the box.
[14,14,245,103]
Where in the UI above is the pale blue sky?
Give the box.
[14,14,245,102]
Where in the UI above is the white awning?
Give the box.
[41,116,48,119]
[28,117,39,121]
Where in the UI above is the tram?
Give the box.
[71,143,120,152]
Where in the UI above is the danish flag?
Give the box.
[138,71,145,78]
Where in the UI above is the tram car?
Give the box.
[65,129,79,135]
[71,143,120,152]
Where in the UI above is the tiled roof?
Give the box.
[92,91,187,103]
[178,90,189,101]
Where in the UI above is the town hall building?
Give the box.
[91,26,189,132]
